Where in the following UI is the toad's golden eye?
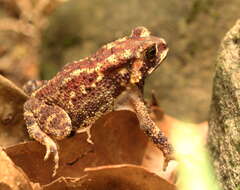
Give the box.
[145,45,156,61]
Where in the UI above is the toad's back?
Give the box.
[32,37,136,128]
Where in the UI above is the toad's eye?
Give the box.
[145,45,156,61]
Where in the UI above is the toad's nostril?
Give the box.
[158,43,168,51]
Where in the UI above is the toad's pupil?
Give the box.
[146,46,156,60]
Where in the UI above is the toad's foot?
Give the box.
[43,138,59,176]
[77,126,93,144]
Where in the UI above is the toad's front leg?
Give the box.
[24,98,72,176]
[117,86,173,164]
[131,91,172,157]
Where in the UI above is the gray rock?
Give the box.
[208,20,240,190]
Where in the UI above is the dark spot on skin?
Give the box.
[158,136,168,145]
[145,129,152,136]
[72,113,86,126]
[85,87,92,91]
[152,136,159,144]
[233,37,240,44]
[71,98,78,103]
[51,116,62,127]
[39,119,45,125]
[151,132,168,145]
[221,174,228,181]
[25,119,35,126]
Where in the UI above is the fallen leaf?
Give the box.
[5,111,149,185]
[141,141,165,173]
[43,164,176,190]
[0,147,40,190]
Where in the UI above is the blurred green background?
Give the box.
[2,0,240,123]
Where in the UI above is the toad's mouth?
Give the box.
[147,47,168,74]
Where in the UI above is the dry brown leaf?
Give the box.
[5,111,149,185]
[0,147,40,190]
[43,164,176,190]
[0,75,29,147]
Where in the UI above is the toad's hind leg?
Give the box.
[24,98,72,176]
